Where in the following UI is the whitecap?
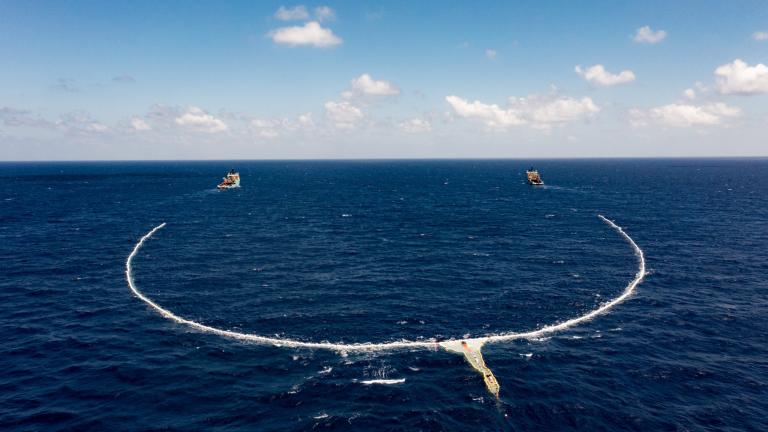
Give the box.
[359,378,405,385]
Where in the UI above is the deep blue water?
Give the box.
[1,159,767,431]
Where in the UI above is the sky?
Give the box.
[1,0,767,160]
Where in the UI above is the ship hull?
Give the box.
[217,179,240,189]
[526,170,544,185]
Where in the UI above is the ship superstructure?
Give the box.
[218,169,240,189]
[526,168,544,186]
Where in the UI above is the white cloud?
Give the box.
[753,31,768,41]
[298,112,315,128]
[0,107,53,128]
[630,102,741,127]
[251,119,281,138]
[85,123,108,132]
[343,73,399,98]
[314,6,336,22]
[485,49,497,60]
[517,95,600,127]
[714,59,768,95]
[269,21,342,47]
[1,108,111,133]
[633,26,667,44]
[131,117,151,131]
[575,64,636,86]
[175,106,228,133]
[250,119,282,138]
[145,104,178,123]
[324,101,364,129]
[446,93,599,130]
[446,95,525,127]
[249,113,315,138]
[274,5,310,21]
[55,112,108,133]
[683,88,696,100]
[399,118,432,133]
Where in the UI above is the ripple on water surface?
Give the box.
[1,160,767,431]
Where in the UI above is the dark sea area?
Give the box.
[1,159,767,431]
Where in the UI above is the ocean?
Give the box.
[1,159,766,431]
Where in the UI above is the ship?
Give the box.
[217,169,240,189]
[526,167,544,185]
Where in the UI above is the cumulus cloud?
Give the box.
[298,113,315,128]
[446,96,524,127]
[575,64,636,86]
[131,117,150,131]
[342,73,399,99]
[324,101,363,129]
[683,88,696,100]
[274,5,334,22]
[269,21,342,47]
[633,26,667,44]
[314,6,335,22]
[0,107,53,128]
[55,112,108,133]
[752,31,768,41]
[84,123,108,132]
[250,119,282,138]
[249,113,315,138]
[446,93,599,130]
[3,104,322,142]
[630,102,741,127]
[445,95,526,128]
[485,49,497,60]
[175,106,228,133]
[399,118,432,133]
[714,59,768,95]
[518,95,600,127]
[274,5,310,21]
[141,104,179,128]
[0,107,112,133]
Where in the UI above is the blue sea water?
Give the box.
[1,159,767,431]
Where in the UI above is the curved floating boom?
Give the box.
[125,223,434,351]
[125,215,646,397]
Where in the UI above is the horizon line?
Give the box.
[1,155,768,163]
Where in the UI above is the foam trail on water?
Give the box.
[475,214,647,346]
[126,223,434,351]
[126,214,645,352]
[358,378,406,385]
